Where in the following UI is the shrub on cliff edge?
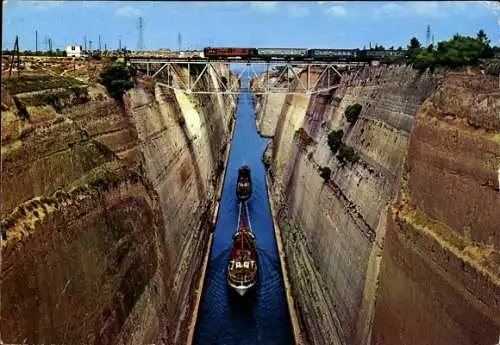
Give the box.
[345,103,362,124]
[337,143,359,165]
[100,63,134,99]
[327,130,344,154]
[319,166,331,182]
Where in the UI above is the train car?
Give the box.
[203,47,257,59]
[309,49,361,61]
[362,49,407,60]
[256,48,309,60]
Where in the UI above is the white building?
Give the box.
[66,44,83,57]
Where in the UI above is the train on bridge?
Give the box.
[126,47,409,63]
[203,47,408,62]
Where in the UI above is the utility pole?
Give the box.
[137,17,144,51]
[9,36,21,77]
[35,30,38,53]
[426,24,431,46]
[104,43,107,52]
[84,35,87,51]
[99,34,102,52]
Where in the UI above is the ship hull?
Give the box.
[228,280,256,296]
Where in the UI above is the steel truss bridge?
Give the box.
[126,57,366,95]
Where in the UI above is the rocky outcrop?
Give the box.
[259,63,499,345]
[372,71,500,345]
[1,65,237,345]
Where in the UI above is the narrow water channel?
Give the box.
[193,71,294,345]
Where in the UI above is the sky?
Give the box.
[2,0,499,51]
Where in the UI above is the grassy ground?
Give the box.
[3,75,84,95]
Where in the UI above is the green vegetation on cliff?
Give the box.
[328,130,344,154]
[319,166,331,182]
[337,143,359,165]
[345,104,362,124]
[100,63,134,99]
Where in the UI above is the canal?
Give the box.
[193,70,294,345]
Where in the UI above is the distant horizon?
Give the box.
[3,1,498,52]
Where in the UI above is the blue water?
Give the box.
[193,71,294,345]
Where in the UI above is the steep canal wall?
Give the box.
[1,64,237,345]
[253,65,500,345]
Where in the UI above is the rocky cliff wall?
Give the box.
[372,71,500,345]
[1,65,237,344]
[257,63,499,345]
[255,65,438,344]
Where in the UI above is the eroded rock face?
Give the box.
[372,71,500,345]
[261,65,437,345]
[1,65,237,345]
[261,64,499,345]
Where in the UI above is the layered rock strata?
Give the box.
[1,64,237,345]
[372,71,500,345]
[253,65,499,344]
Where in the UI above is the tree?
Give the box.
[345,103,362,124]
[319,167,331,182]
[100,63,134,99]
[337,144,359,165]
[328,130,344,154]
[409,37,421,50]
[413,50,437,72]
[477,29,490,44]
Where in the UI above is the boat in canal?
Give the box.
[236,165,252,201]
[228,202,258,296]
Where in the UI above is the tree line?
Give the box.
[406,29,498,72]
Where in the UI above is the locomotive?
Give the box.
[202,47,408,62]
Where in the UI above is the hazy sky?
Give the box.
[2,1,499,51]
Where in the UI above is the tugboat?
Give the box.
[236,165,252,201]
[228,202,258,296]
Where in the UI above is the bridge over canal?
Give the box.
[126,57,366,95]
